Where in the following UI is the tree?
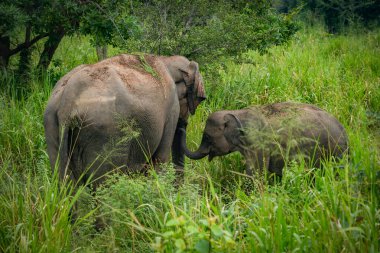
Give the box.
[313,0,378,33]
[0,0,138,71]
[275,0,380,33]
[0,0,49,69]
[37,0,138,69]
[80,0,140,61]
[1,0,297,77]
[125,0,298,64]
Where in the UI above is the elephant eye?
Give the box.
[204,134,216,146]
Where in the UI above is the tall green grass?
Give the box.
[0,26,379,252]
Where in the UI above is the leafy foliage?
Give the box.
[80,0,140,47]
[0,2,28,37]
[0,0,137,70]
[277,0,380,33]
[312,0,380,32]
[1,0,298,89]
[126,0,298,64]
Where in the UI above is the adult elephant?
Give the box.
[44,54,206,187]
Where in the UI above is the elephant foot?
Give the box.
[94,215,107,232]
[245,166,253,176]
[140,163,154,175]
[174,165,185,187]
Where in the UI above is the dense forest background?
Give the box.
[0,0,379,252]
[1,0,379,80]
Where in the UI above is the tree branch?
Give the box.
[9,33,49,56]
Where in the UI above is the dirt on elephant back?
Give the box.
[110,54,167,87]
[57,54,171,96]
[246,104,294,120]
[109,54,161,80]
[261,103,295,118]
[52,65,86,96]
[260,102,322,119]
[110,54,141,70]
[88,66,111,82]
[106,53,172,98]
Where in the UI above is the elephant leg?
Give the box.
[152,136,172,168]
[246,149,270,177]
[245,165,253,176]
[171,119,188,184]
[152,115,178,172]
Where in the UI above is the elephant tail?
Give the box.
[44,104,75,181]
[44,107,60,174]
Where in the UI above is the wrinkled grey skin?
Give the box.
[182,102,348,176]
[44,54,206,187]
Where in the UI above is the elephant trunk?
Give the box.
[179,129,209,160]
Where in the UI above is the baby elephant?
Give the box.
[182,102,348,176]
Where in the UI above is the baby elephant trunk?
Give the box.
[179,128,209,160]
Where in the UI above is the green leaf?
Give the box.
[175,238,186,250]
[211,224,224,237]
[185,225,198,234]
[195,239,210,253]
[199,219,209,227]
[166,218,180,227]
[163,231,175,238]
[166,216,186,226]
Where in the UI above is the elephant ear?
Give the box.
[190,61,206,101]
[223,114,244,147]
[182,61,206,115]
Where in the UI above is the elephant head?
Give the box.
[160,56,206,120]
[181,111,245,161]
[159,55,207,172]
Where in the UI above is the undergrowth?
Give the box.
[0,26,379,252]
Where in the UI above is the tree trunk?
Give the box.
[0,36,11,70]
[17,26,32,79]
[96,45,108,61]
[1,33,49,71]
[37,29,65,71]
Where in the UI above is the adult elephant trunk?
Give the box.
[179,129,209,160]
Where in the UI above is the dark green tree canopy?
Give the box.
[275,0,380,33]
[1,0,298,73]
[0,0,137,70]
[126,0,298,64]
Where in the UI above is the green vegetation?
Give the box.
[0,0,137,70]
[274,0,380,33]
[126,0,298,65]
[1,25,379,252]
[1,0,297,78]
[136,53,161,80]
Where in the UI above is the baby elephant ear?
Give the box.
[223,114,244,147]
